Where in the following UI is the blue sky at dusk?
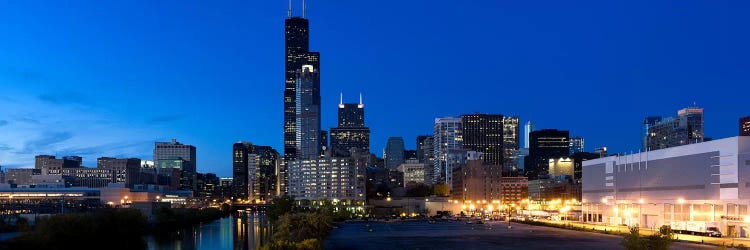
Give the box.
[1,1,748,177]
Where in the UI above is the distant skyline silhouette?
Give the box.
[1,1,748,177]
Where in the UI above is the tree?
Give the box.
[268,196,296,221]
[644,225,673,250]
[621,227,645,250]
[433,184,450,197]
[405,183,433,197]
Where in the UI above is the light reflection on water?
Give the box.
[147,211,271,250]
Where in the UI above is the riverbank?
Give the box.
[0,207,229,250]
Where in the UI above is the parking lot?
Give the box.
[324,220,716,250]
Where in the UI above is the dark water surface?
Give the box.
[147,212,271,250]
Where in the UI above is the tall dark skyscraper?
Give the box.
[296,65,321,160]
[233,142,255,199]
[742,116,750,136]
[503,116,520,175]
[461,114,504,166]
[232,142,282,201]
[337,93,365,128]
[416,135,432,163]
[329,94,370,157]
[385,137,405,170]
[524,129,569,180]
[284,1,320,162]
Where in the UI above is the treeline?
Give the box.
[0,207,228,250]
[153,206,227,232]
[0,209,149,250]
[261,196,351,250]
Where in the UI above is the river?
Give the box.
[147,212,272,250]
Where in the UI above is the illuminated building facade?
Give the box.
[461,114,504,166]
[582,137,750,235]
[450,159,503,202]
[232,142,282,202]
[433,117,462,185]
[741,116,750,136]
[569,136,584,155]
[525,129,570,180]
[397,163,431,186]
[645,107,704,150]
[287,155,366,202]
[500,177,529,205]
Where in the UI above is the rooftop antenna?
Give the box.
[339,92,344,108]
[288,0,292,18]
[358,92,364,108]
[302,0,307,18]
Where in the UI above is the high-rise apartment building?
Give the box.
[524,129,569,180]
[433,117,462,185]
[329,96,370,157]
[287,154,366,202]
[154,139,197,191]
[384,137,405,170]
[741,116,750,136]
[642,116,663,151]
[645,107,704,150]
[569,136,584,155]
[284,2,320,162]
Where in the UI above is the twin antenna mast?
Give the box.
[288,0,307,18]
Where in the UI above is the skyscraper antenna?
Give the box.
[339,92,344,108]
[288,0,292,18]
[359,93,362,104]
[302,0,307,18]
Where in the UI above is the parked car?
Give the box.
[706,227,722,237]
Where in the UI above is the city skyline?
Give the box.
[2,1,750,177]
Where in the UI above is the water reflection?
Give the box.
[147,211,271,250]
[234,211,272,250]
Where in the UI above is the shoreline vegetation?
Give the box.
[261,196,352,250]
[0,206,229,250]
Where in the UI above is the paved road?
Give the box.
[324,221,715,250]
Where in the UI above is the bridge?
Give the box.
[231,203,271,212]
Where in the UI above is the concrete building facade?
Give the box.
[582,137,750,236]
